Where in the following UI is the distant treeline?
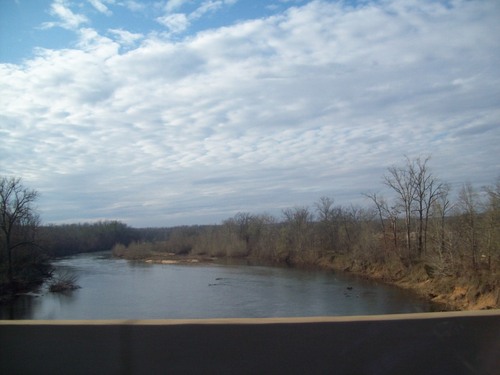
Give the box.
[112,189,500,277]
[37,221,210,257]
[110,157,499,309]
[35,158,499,284]
[2,157,499,307]
[39,221,135,256]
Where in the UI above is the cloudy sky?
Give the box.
[1,0,499,227]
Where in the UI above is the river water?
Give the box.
[1,252,438,319]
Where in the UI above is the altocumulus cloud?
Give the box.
[1,0,500,226]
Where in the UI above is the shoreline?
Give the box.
[313,256,499,311]
[120,251,499,312]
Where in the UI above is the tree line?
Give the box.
[113,157,500,278]
[39,221,136,257]
[0,177,136,296]
[1,177,50,297]
[2,156,499,306]
[113,156,499,309]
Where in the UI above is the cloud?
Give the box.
[88,0,113,16]
[108,28,143,46]
[121,0,145,12]
[77,28,120,56]
[191,0,238,19]
[2,0,500,226]
[164,0,191,13]
[156,13,190,33]
[41,0,89,30]
[157,0,238,34]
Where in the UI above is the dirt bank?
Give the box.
[312,255,500,311]
[118,251,499,311]
[394,273,500,311]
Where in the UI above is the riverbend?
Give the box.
[0,251,439,320]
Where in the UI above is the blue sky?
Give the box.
[1,0,499,226]
[1,0,291,63]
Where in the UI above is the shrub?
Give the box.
[48,270,80,293]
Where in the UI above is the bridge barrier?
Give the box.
[1,310,499,374]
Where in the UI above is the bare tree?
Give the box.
[482,177,500,269]
[434,183,452,256]
[248,213,278,259]
[364,193,399,250]
[232,212,253,253]
[282,206,314,254]
[383,156,443,260]
[365,193,387,245]
[315,196,335,222]
[0,177,40,287]
[457,182,480,269]
[314,197,341,253]
[410,156,443,255]
[484,177,500,203]
[384,158,418,257]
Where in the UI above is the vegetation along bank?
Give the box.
[2,156,499,309]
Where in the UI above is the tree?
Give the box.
[483,177,500,269]
[409,156,443,255]
[281,206,314,255]
[384,158,418,257]
[364,193,400,251]
[233,212,254,254]
[457,182,480,269]
[0,177,40,288]
[433,183,452,256]
[314,197,341,253]
[383,156,443,259]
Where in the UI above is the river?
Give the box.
[1,252,438,319]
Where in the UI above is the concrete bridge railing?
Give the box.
[1,310,499,374]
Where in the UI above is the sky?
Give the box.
[1,0,499,227]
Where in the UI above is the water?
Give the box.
[1,252,437,319]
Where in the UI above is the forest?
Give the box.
[1,156,499,308]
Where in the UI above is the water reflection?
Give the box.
[1,252,438,320]
[1,295,35,319]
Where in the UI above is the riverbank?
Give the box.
[0,278,50,305]
[118,250,499,311]
[394,272,499,311]
[311,254,499,311]
[114,250,218,265]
